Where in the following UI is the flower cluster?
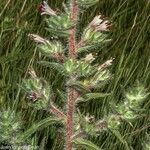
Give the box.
[116,84,148,120]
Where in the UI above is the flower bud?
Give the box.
[38,1,57,16]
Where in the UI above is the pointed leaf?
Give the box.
[67,80,90,92]
[109,129,130,150]
[17,117,61,142]
[79,93,111,102]
[38,61,66,75]
[74,138,102,150]
[109,129,124,144]
[57,89,67,102]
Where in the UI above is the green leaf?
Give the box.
[79,93,111,102]
[17,117,61,142]
[109,129,130,150]
[74,138,102,150]
[109,129,124,144]
[45,13,74,37]
[38,61,66,76]
[57,89,67,102]
[66,80,90,93]
[37,41,63,56]
[77,0,99,8]
[45,27,69,37]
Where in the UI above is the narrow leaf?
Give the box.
[38,61,66,75]
[109,129,130,150]
[17,117,61,142]
[74,138,102,150]
[67,80,90,92]
[79,93,111,102]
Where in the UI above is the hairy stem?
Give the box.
[68,0,78,59]
[66,1,79,149]
[66,0,79,149]
[66,87,79,150]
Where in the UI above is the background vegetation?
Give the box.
[0,0,150,149]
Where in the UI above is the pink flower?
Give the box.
[89,15,110,31]
[38,1,56,16]
[28,91,42,102]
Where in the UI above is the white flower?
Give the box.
[39,1,56,16]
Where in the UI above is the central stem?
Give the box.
[66,88,78,150]
[66,0,79,150]
[68,0,78,59]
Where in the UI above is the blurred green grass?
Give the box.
[0,0,150,149]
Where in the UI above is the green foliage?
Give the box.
[0,0,149,149]
[74,138,101,150]
[83,28,109,45]
[45,13,74,37]
[76,68,111,90]
[77,0,99,8]
[22,77,51,110]
[116,84,149,122]
[38,61,66,75]
[125,84,149,109]
[0,108,22,145]
[143,133,150,150]
[75,113,106,137]
[17,117,61,142]
[78,30,111,53]
[64,59,94,77]
[38,41,64,57]
[92,68,111,82]
[77,92,111,102]
[116,105,136,120]
[107,115,120,130]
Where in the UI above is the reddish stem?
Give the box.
[67,1,79,149]
[66,88,79,150]
[68,0,78,59]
